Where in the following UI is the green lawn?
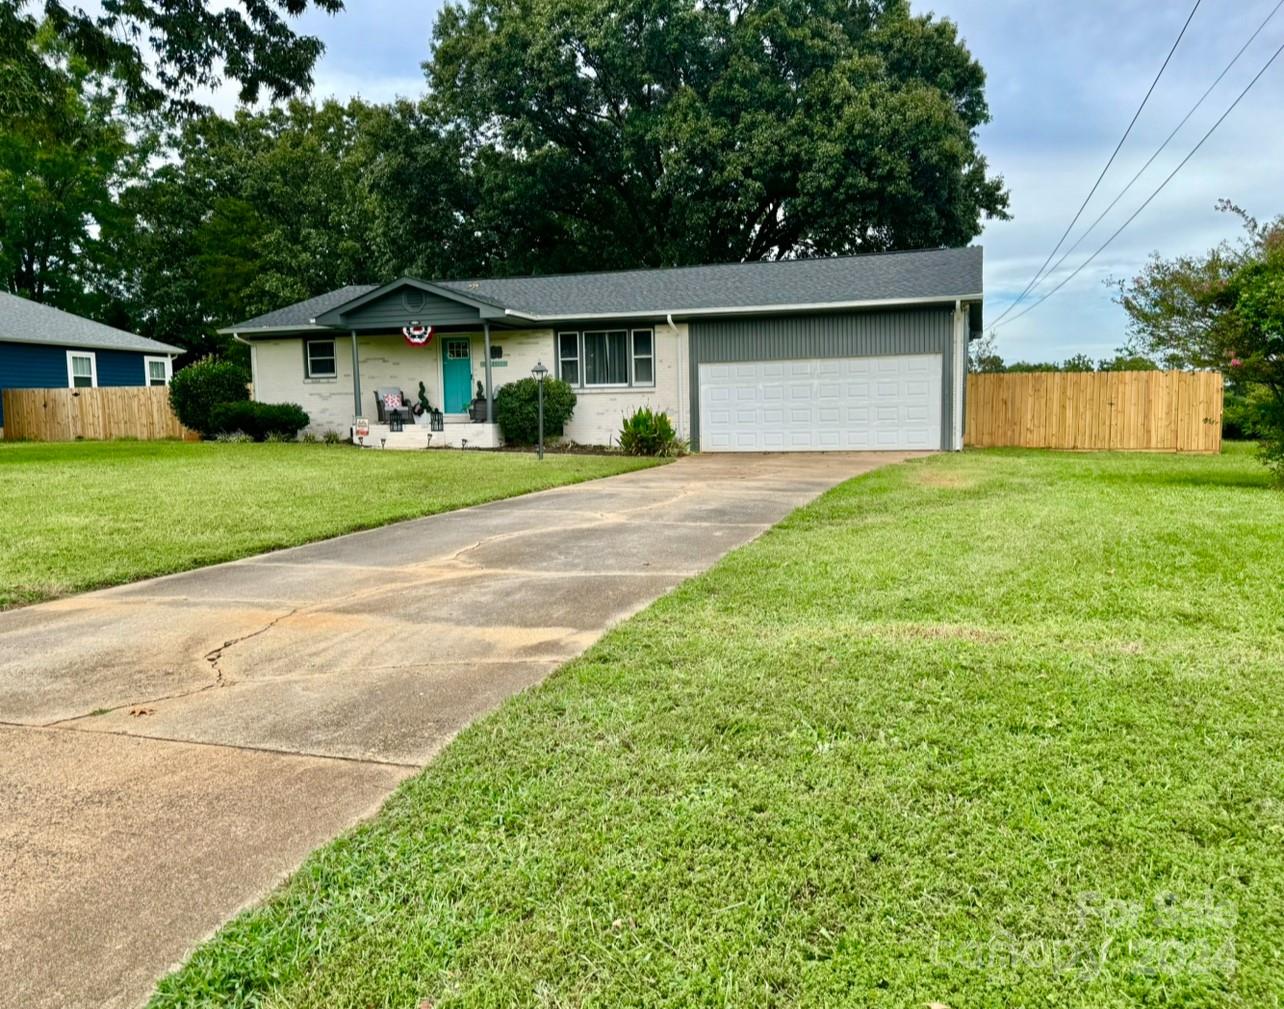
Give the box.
[0,440,657,608]
[152,445,1284,1008]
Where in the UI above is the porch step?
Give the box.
[351,423,501,450]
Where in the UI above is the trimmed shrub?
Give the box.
[209,401,310,442]
[169,357,250,435]
[618,407,683,456]
[495,377,576,445]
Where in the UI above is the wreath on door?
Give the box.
[402,321,434,347]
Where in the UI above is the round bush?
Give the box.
[169,357,250,435]
[495,377,576,445]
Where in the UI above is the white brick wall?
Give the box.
[249,323,690,445]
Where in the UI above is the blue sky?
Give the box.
[282,0,1284,364]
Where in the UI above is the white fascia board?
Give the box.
[502,293,984,323]
[216,323,339,336]
[0,335,182,355]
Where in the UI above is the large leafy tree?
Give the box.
[1116,202,1284,480]
[111,99,478,359]
[2,0,343,116]
[0,30,140,312]
[115,101,375,358]
[428,0,1008,271]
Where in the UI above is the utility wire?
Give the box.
[988,0,1203,328]
[1027,0,1284,296]
[993,37,1284,331]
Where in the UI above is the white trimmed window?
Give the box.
[558,328,655,388]
[305,338,337,379]
[67,351,97,388]
[144,356,172,387]
[631,329,654,386]
[557,332,580,386]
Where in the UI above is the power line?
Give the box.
[1027,0,1284,295]
[993,38,1284,331]
[988,0,1203,329]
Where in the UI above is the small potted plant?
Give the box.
[469,380,489,422]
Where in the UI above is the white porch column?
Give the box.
[350,330,362,419]
[482,321,494,423]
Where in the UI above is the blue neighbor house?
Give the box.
[0,292,182,436]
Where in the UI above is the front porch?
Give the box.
[352,420,502,450]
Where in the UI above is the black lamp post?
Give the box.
[531,360,549,460]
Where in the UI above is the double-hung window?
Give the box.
[631,329,654,386]
[558,332,580,385]
[557,328,656,388]
[144,356,171,386]
[305,338,337,379]
[67,351,96,388]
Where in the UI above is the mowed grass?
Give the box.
[152,446,1284,1008]
[0,440,657,608]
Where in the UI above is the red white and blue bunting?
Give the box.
[402,321,434,347]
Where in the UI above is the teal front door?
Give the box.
[443,338,472,413]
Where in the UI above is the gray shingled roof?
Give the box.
[230,284,377,331]
[227,247,981,331]
[446,246,981,317]
[0,292,181,354]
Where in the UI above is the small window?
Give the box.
[144,356,171,387]
[67,351,96,389]
[305,339,337,378]
[583,330,629,386]
[631,329,654,386]
[558,332,580,386]
[447,341,470,360]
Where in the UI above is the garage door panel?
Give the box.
[699,353,942,452]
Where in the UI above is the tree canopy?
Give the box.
[1115,201,1284,479]
[429,0,1008,271]
[2,0,343,115]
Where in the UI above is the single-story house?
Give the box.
[0,292,182,435]
[223,246,983,451]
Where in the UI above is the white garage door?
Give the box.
[698,354,943,452]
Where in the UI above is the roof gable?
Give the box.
[311,278,507,329]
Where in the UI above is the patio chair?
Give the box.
[374,387,413,426]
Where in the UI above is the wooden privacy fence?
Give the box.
[1,386,194,442]
[965,370,1223,453]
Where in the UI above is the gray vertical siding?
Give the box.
[335,291,483,329]
[687,308,957,451]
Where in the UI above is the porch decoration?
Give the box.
[468,380,489,423]
[402,321,434,347]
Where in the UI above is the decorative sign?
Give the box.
[354,417,370,437]
[402,321,434,347]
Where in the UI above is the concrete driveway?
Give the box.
[0,451,916,1008]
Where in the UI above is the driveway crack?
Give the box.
[204,607,299,684]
